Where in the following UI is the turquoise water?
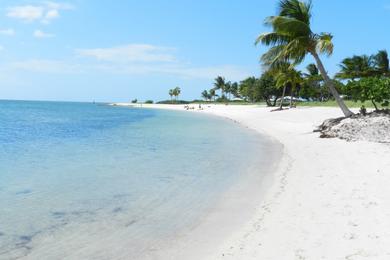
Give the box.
[0,101,275,259]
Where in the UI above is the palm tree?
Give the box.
[230,82,239,99]
[274,64,302,108]
[201,90,210,101]
[173,87,181,101]
[214,76,226,100]
[209,88,217,102]
[373,50,389,76]
[225,81,232,100]
[336,55,375,80]
[255,0,353,117]
[304,63,326,101]
[169,89,174,101]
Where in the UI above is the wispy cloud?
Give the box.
[76,44,251,79]
[7,59,82,73]
[76,44,177,63]
[33,29,55,38]
[2,43,252,80]
[6,2,73,24]
[0,28,15,36]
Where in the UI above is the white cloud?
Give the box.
[7,2,73,23]
[3,43,252,80]
[0,29,15,36]
[33,30,55,38]
[7,5,44,22]
[45,9,59,19]
[7,59,82,73]
[76,44,177,63]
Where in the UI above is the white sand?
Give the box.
[116,103,390,260]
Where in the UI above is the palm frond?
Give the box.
[315,33,333,56]
[266,15,311,36]
[278,0,312,25]
[255,32,290,46]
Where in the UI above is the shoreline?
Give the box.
[128,104,284,260]
[115,103,390,259]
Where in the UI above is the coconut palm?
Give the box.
[274,64,303,108]
[373,50,389,76]
[173,87,181,101]
[214,76,226,100]
[336,55,375,80]
[225,81,232,100]
[255,0,353,116]
[201,90,210,101]
[169,89,174,101]
[209,88,217,102]
[304,63,327,101]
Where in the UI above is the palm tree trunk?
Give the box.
[290,85,294,108]
[311,51,354,117]
[279,85,286,110]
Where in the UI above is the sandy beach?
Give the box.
[116,103,390,260]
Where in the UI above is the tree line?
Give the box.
[200,0,390,116]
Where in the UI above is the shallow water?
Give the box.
[0,101,275,259]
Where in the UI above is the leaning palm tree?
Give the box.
[255,0,353,116]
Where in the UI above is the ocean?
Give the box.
[0,100,278,259]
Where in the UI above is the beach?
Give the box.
[118,103,390,260]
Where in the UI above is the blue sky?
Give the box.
[0,0,389,102]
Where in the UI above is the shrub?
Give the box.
[131,99,138,103]
[144,100,154,104]
[346,77,390,110]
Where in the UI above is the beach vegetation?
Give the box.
[255,0,353,116]
[345,77,390,111]
[168,87,181,103]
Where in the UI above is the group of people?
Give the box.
[184,104,204,110]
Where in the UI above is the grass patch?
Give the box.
[296,100,378,108]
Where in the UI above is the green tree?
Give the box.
[373,50,389,76]
[172,87,181,101]
[239,77,258,102]
[225,81,232,100]
[336,55,375,80]
[255,0,353,116]
[258,72,280,106]
[230,82,239,98]
[346,77,390,111]
[274,64,303,108]
[209,88,217,101]
[169,89,174,101]
[201,90,210,101]
[214,76,227,100]
[303,63,327,101]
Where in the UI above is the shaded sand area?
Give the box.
[117,103,390,260]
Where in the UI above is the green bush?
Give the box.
[144,100,154,104]
[346,77,390,110]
